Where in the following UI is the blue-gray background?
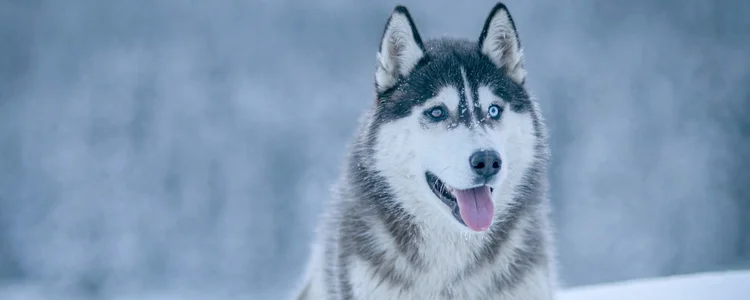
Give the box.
[1,0,749,299]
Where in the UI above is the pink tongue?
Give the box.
[454,186,494,232]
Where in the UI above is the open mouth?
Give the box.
[425,172,495,232]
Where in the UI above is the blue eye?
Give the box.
[488,104,503,119]
[425,106,448,121]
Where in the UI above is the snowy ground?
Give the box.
[558,270,750,300]
[1,270,747,300]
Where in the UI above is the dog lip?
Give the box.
[425,172,456,201]
[425,172,464,226]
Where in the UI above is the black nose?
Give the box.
[469,150,502,179]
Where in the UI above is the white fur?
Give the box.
[375,11,424,92]
[480,7,527,85]
[373,69,536,228]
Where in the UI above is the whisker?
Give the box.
[437,166,452,194]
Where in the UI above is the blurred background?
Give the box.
[1,0,749,299]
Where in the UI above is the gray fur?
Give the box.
[297,3,556,299]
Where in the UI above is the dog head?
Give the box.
[368,3,541,232]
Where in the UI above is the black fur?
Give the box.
[376,38,531,126]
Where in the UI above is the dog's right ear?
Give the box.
[375,5,425,93]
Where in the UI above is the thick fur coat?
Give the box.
[296,3,557,299]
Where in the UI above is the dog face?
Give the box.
[369,4,539,232]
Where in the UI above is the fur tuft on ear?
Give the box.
[375,5,425,93]
[478,3,526,85]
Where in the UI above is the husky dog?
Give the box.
[296,3,556,299]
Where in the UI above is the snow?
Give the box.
[558,270,750,300]
[0,270,747,299]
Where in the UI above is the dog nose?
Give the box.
[469,150,502,179]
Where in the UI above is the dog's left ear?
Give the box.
[375,5,425,93]
[478,3,526,85]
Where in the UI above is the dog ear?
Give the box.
[375,5,425,93]
[478,3,526,85]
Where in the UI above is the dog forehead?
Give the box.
[411,40,513,100]
[427,85,462,108]
[374,38,531,123]
[417,38,530,110]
